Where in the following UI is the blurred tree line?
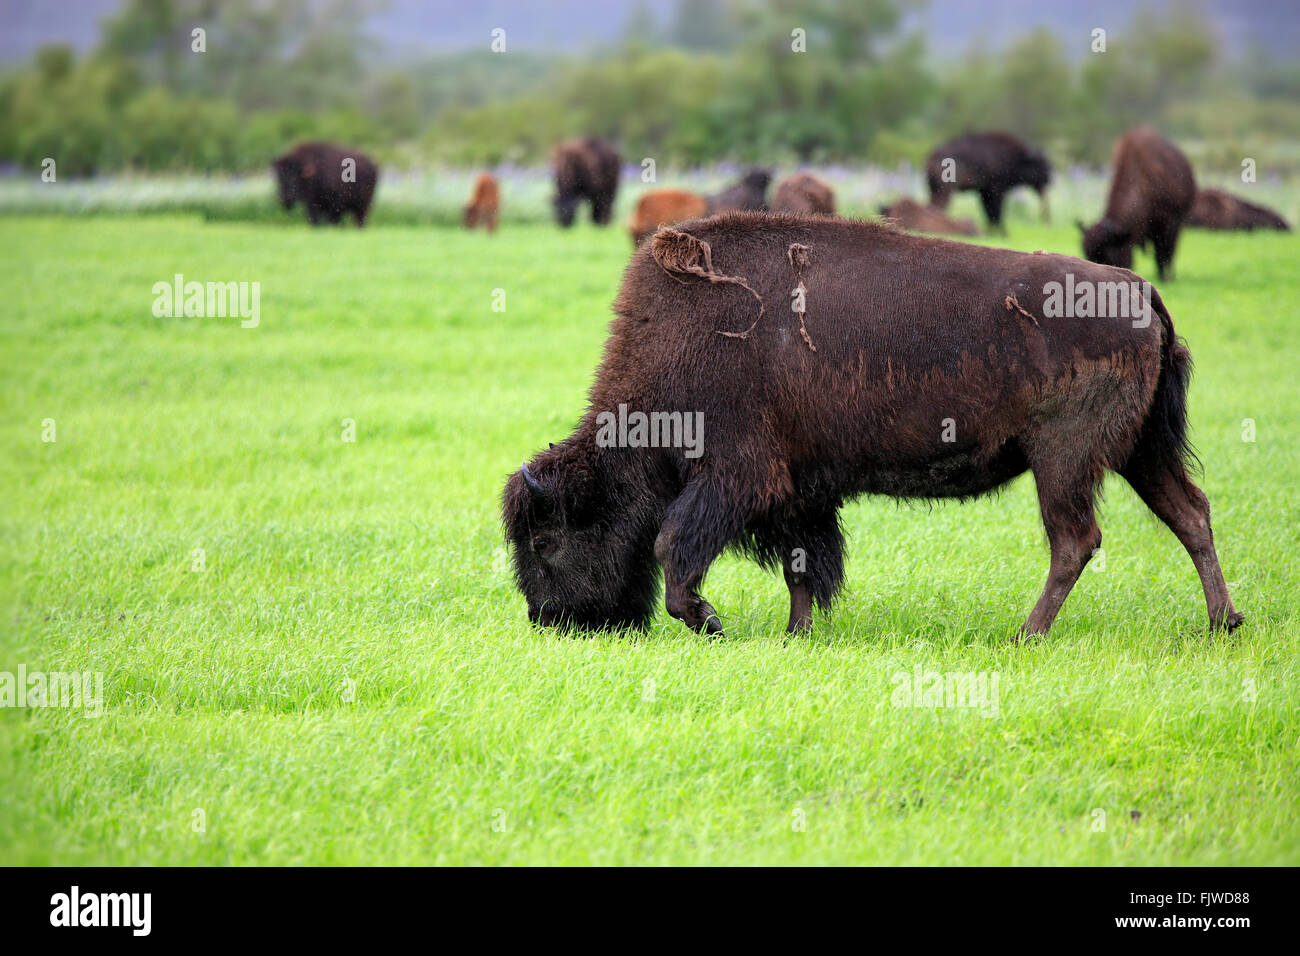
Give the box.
[2,0,1298,176]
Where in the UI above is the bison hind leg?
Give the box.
[1120,449,1241,632]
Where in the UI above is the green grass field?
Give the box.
[0,213,1296,865]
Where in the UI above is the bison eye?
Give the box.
[532,535,556,558]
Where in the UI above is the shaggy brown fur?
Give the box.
[553,137,620,227]
[1081,128,1196,282]
[879,197,979,236]
[271,142,377,227]
[1186,188,1290,231]
[772,173,836,215]
[629,189,710,244]
[927,132,1051,232]
[503,212,1240,639]
[463,172,500,232]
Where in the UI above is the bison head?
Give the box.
[271,155,304,209]
[502,451,660,632]
[1080,218,1132,269]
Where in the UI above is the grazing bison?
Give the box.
[553,137,621,227]
[709,168,772,212]
[772,172,836,215]
[629,188,710,244]
[927,132,1051,233]
[463,172,500,232]
[271,142,377,227]
[1186,188,1289,231]
[879,197,978,236]
[503,212,1241,638]
[1080,128,1195,282]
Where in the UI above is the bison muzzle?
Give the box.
[503,212,1241,638]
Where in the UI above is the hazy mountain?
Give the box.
[2,0,1297,63]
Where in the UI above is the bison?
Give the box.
[553,137,621,228]
[772,172,836,215]
[709,168,772,212]
[463,172,500,233]
[927,132,1051,233]
[629,189,710,244]
[1186,188,1289,231]
[503,212,1240,638]
[1080,128,1195,282]
[879,197,978,236]
[271,142,377,227]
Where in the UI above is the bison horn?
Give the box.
[520,463,548,500]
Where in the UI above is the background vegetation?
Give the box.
[3,0,1300,176]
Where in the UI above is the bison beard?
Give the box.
[502,212,1241,638]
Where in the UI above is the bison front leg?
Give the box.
[654,480,743,636]
[784,562,813,633]
[979,187,1007,234]
[781,509,846,633]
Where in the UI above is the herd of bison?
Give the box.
[274,129,1288,278]
[270,128,1286,639]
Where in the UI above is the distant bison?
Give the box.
[629,188,709,244]
[271,142,377,227]
[927,132,1051,232]
[772,172,835,215]
[503,212,1240,638]
[1080,127,1195,282]
[1186,188,1289,231]
[879,197,978,236]
[709,168,771,212]
[463,172,500,233]
[553,137,621,228]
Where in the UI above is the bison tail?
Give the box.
[1128,285,1201,484]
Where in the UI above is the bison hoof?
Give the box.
[691,600,724,636]
[668,594,725,636]
[1211,609,1244,632]
[699,605,725,637]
